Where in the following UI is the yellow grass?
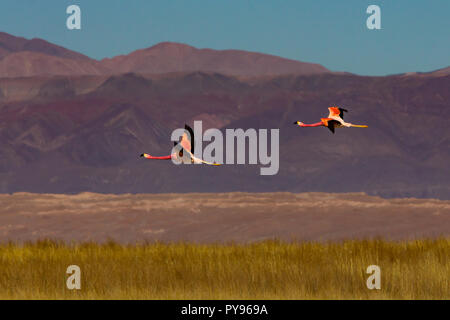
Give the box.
[0,239,448,300]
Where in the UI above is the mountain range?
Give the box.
[0,32,448,199]
[0,32,328,78]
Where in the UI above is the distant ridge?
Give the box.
[100,41,330,76]
[0,32,91,60]
[429,66,450,76]
[1,32,449,78]
[0,32,329,77]
[0,32,107,77]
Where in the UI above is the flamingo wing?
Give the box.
[328,107,340,118]
[180,133,191,153]
[180,124,194,153]
[176,124,194,159]
[321,118,339,134]
[338,108,348,119]
[328,107,347,119]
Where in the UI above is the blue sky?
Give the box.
[0,0,448,75]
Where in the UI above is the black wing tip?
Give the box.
[326,120,338,134]
[184,123,195,153]
[184,124,194,135]
[185,123,194,131]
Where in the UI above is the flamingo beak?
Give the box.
[293,121,299,125]
[140,153,145,157]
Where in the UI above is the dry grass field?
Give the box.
[0,192,448,299]
[0,239,448,299]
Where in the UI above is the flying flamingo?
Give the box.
[294,107,368,134]
[140,124,221,165]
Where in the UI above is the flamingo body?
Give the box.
[140,124,221,165]
[295,106,367,134]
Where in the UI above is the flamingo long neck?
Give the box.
[299,122,324,127]
[143,154,172,160]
